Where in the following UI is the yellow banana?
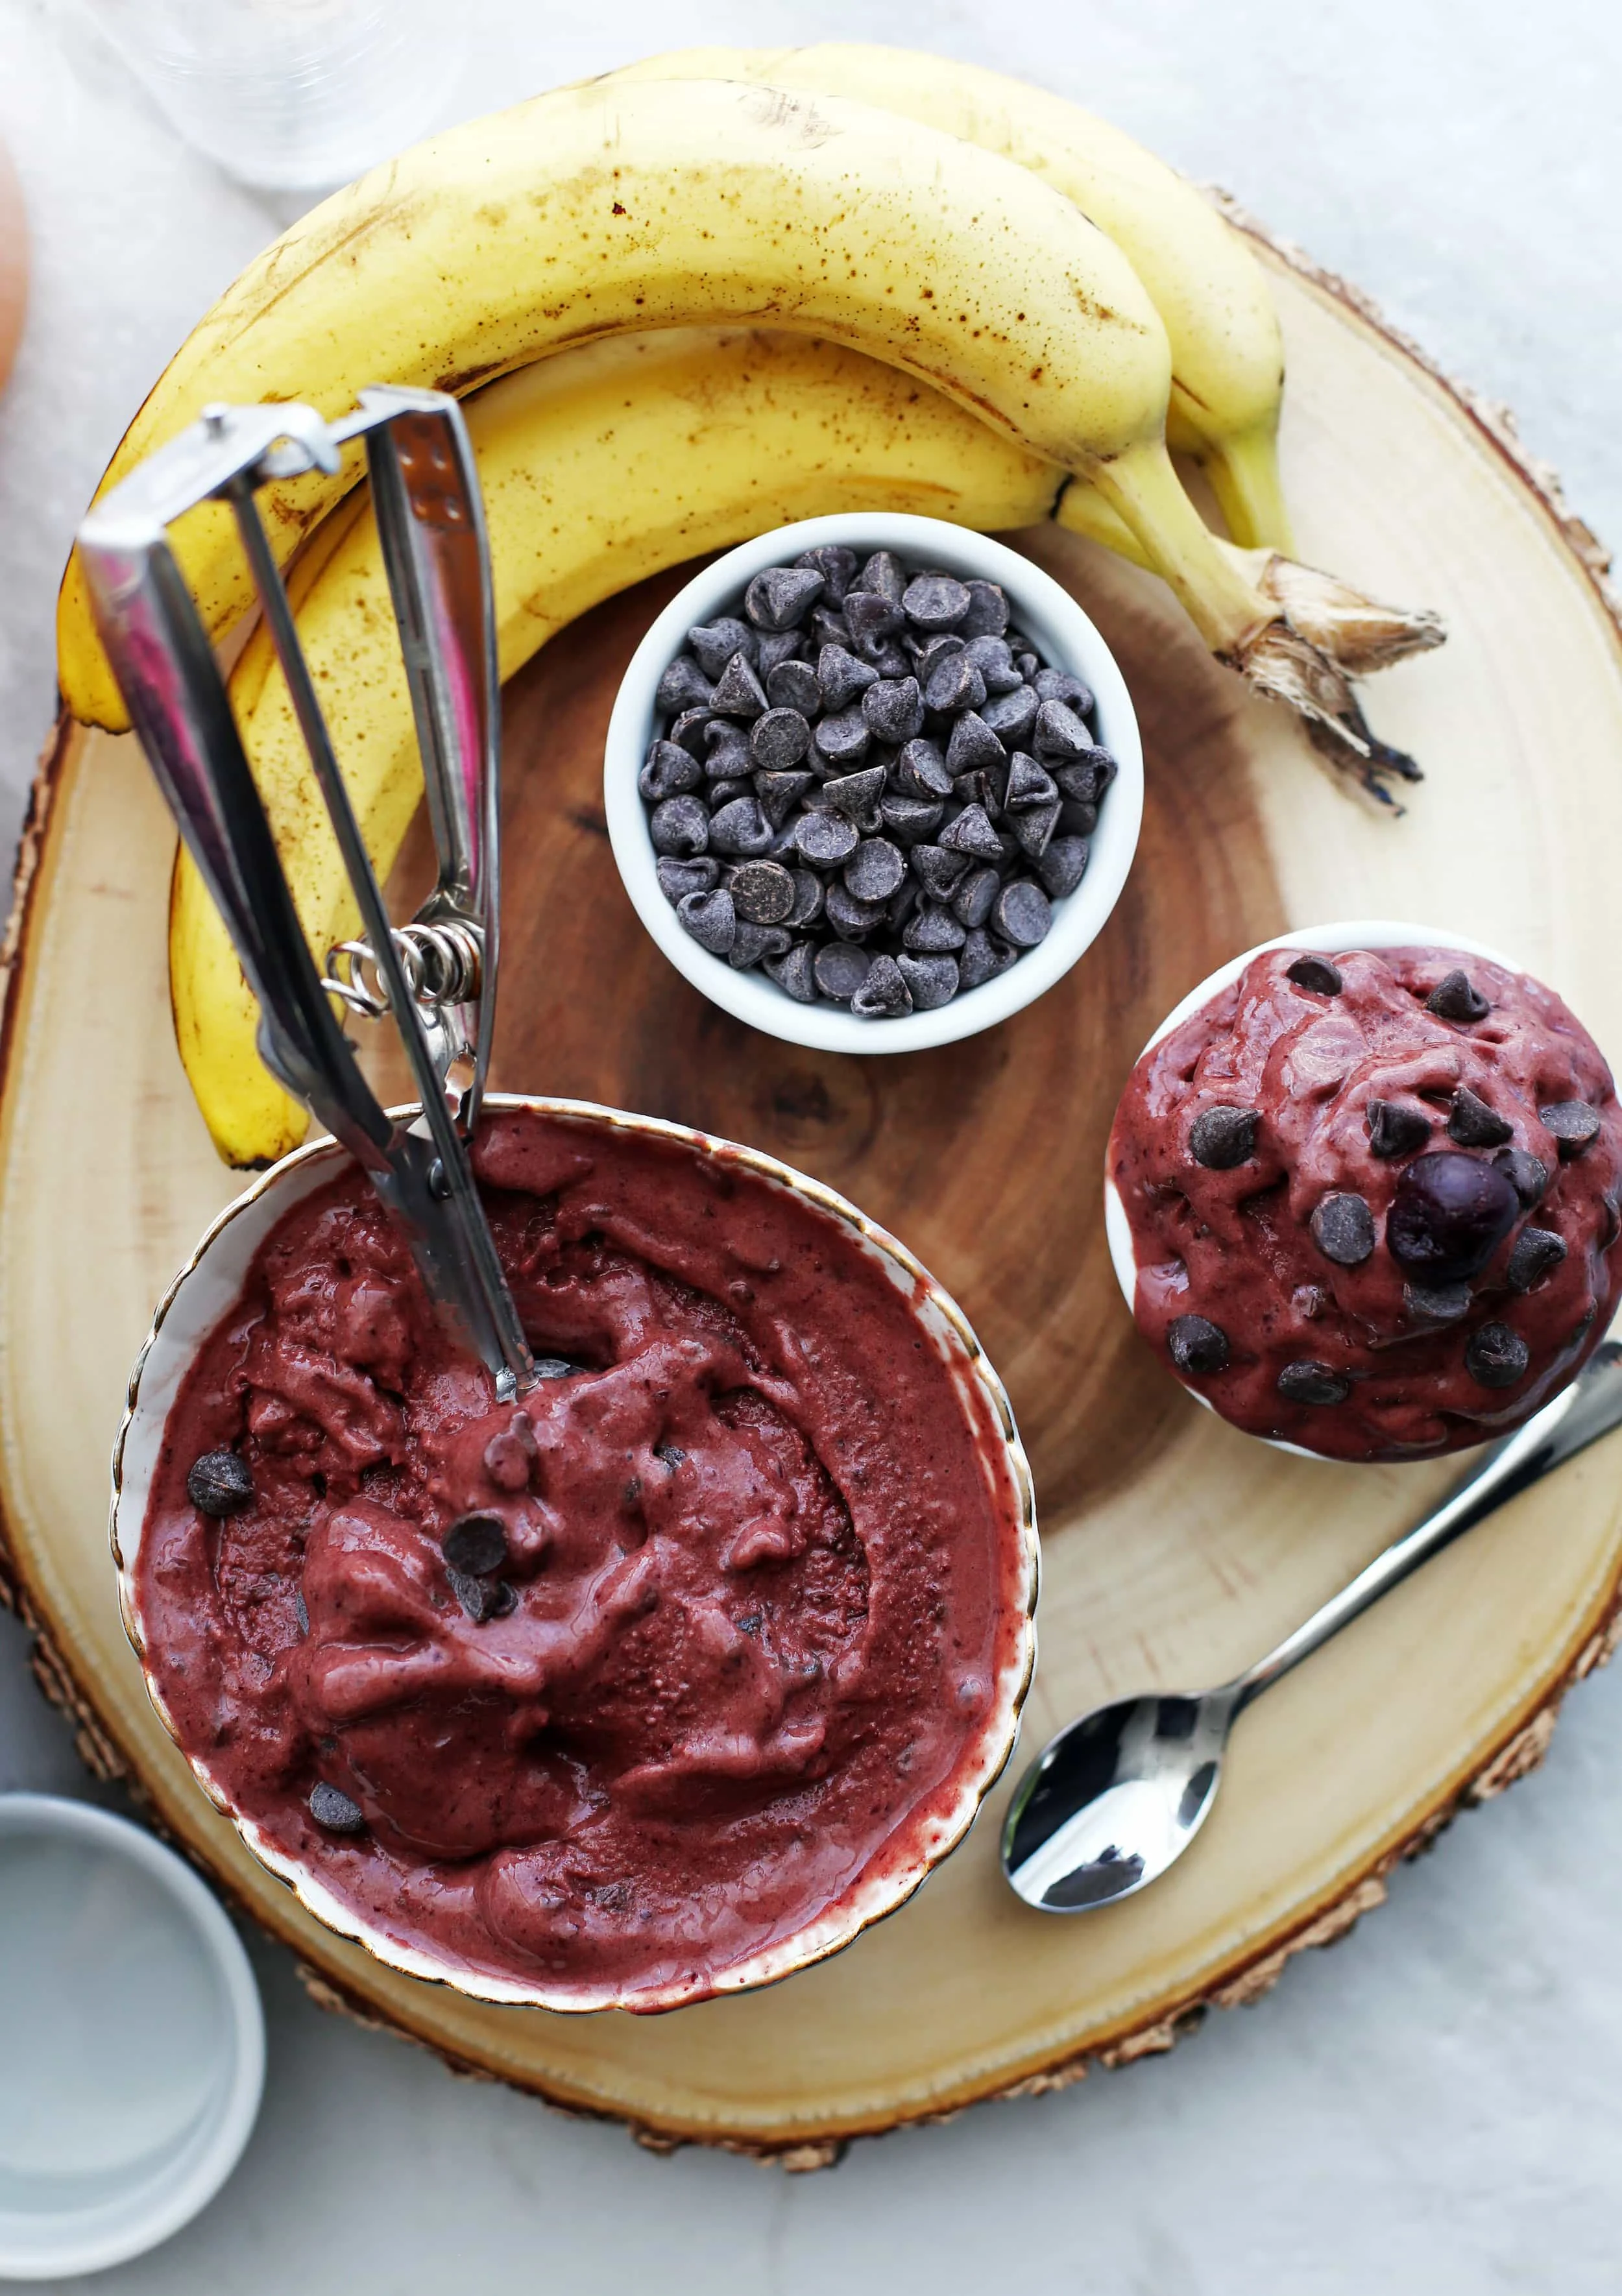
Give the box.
[64,72,1277,732]
[608,46,1294,552]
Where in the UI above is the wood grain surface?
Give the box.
[4,239,1622,2160]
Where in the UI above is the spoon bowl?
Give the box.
[1003,1690,1232,1911]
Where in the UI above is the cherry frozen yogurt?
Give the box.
[1109,945,1622,1460]
[132,1107,1030,2009]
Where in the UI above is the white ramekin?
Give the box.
[0,1793,264,2281]
[111,1096,1038,2014]
[1104,921,1518,1456]
[603,512,1143,1055]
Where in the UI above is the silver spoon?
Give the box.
[1002,1337,1622,1913]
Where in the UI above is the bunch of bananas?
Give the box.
[57,49,1446,1166]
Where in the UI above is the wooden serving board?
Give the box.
[5,236,1622,2166]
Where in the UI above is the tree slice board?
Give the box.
[5,237,1622,2165]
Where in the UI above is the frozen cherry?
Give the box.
[1386,1152,1519,1284]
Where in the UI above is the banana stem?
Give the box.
[1086,439,1278,659]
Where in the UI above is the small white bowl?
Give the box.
[0,1793,264,2281]
[112,1096,1038,2014]
[1104,921,1517,1455]
[604,513,1143,1054]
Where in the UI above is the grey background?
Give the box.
[3,1,1621,2286]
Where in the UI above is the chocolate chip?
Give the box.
[844,838,906,903]
[186,1449,254,1517]
[863,676,925,746]
[532,1358,577,1379]
[1494,1146,1550,1206]
[795,545,858,602]
[1425,969,1490,1022]
[666,707,714,758]
[701,719,751,779]
[1008,799,1060,862]
[749,707,812,771]
[447,1567,505,1623]
[729,859,795,924]
[897,953,960,1011]
[686,618,755,679]
[1464,1322,1530,1390]
[1276,1361,1351,1406]
[954,767,1001,823]
[1311,1192,1376,1265]
[993,879,1052,949]
[823,882,886,939]
[813,707,871,767]
[655,654,712,714]
[1540,1100,1602,1158]
[1189,1106,1260,1170]
[1032,699,1091,761]
[824,765,887,819]
[813,941,872,1002]
[901,572,970,631]
[745,565,824,631]
[649,794,708,858]
[1387,1151,1519,1282]
[1404,1281,1472,1322]
[1285,954,1343,995]
[911,843,971,902]
[708,650,768,719]
[980,686,1039,746]
[793,810,860,867]
[858,550,906,606]
[880,794,945,845]
[708,797,772,857]
[639,740,702,801]
[850,954,913,1019]
[753,770,813,830]
[1038,836,1089,899]
[844,590,903,651]
[894,737,954,800]
[959,927,1017,989]
[730,921,792,969]
[939,803,1003,861]
[959,581,1010,638]
[443,1514,508,1577]
[765,658,821,716]
[677,886,736,955]
[1507,1226,1568,1292]
[785,869,825,928]
[755,630,805,677]
[810,607,850,652]
[816,643,878,712]
[309,1781,366,1833]
[923,650,986,714]
[766,940,819,1002]
[707,777,752,809]
[963,634,1022,692]
[1447,1087,1513,1148]
[1034,667,1095,714]
[1168,1315,1230,1375]
[1054,754,1117,807]
[945,712,1006,778]
[904,900,968,952]
[1367,1099,1431,1159]
[1004,753,1058,810]
[489,1581,518,1619]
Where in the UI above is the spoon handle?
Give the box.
[1231,1337,1622,1713]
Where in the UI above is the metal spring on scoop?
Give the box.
[324,919,484,1022]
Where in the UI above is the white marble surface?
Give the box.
[4,1,1622,2285]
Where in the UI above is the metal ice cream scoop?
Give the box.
[1003,1338,1622,1913]
[77,389,538,1397]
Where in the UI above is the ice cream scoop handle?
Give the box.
[1232,1339,1622,1712]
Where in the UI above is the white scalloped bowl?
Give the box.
[605,512,1143,1054]
[111,1096,1038,2014]
[1104,921,1519,1459]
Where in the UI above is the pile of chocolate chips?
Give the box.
[638,544,1117,1018]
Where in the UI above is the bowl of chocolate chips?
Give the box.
[605,514,1143,1050]
[1105,921,1622,1462]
